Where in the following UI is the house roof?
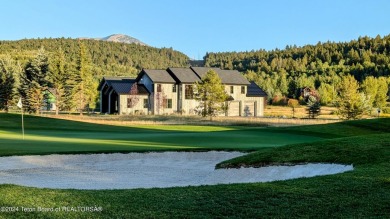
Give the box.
[190,67,250,85]
[167,67,200,83]
[246,81,268,97]
[97,76,134,90]
[190,67,220,78]
[110,81,149,95]
[137,69,176,83]
[217,69,251,85]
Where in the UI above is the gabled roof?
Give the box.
[167,67,200,83]
[190,67,220,78]
[97,76,134,90]
[98,77,149,95]
[109,81,149,95]
[190,67,250,85]
[246,81,268,97]
[217,69,250,85]
[137,69,176,83]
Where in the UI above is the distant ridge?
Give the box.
[79,34,147,46]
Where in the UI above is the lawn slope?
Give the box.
[0,113,324,156]
[0,115,389,218]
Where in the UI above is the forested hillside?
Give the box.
[204,34,390,104]
[0,38,189,77]
[0,35,389,118]
[0,38,189,113]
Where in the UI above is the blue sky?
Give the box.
[1,0,389,59]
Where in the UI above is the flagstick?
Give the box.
[21,107,25,140]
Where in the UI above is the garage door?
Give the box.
[228,101,240,116]
[243,101,255,117]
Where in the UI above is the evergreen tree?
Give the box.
[0,56,17,112]
[318,83,335,105]
[19,47,50,113]
[74,41,97,115]
[277,69,288,96]
[194,70,229,119]
[336,75,368,120]
[27,81,44,113]
[49,47,67,115]
[306,95,321,119]
[361,76,378,114]
[374,77,389,109]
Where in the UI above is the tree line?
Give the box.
[0,38,189,114]
[0,38,189,77]
[0,42,95,114]
[204,34,390,118]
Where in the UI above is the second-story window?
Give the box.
[185,85,193,99]
[157,84,162,92]
[172,85,176,93]
[230,86,234,94]
[241,86,245,94]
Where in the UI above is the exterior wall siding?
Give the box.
[178,83,199,115]
[152,83,177,115]
[119,94,149,115]
[224,85,264,117]
[246,96,265,117]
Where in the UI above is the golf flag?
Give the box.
[17,97,25,139]
[17,97,23,108]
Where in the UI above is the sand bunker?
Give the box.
[0,152,353,190]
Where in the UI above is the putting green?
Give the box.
[0,113,324,156]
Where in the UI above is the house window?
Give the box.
[127,98,133,108]
[241,86,246,94]
[230,86,234,94]
[143,99,149,108]
[157,84,162,92]
[164,99,172,108]
[185,85,193,99]
[172,85,176,93]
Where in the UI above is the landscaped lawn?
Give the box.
[0,113,389,218]
[0,113,325,156]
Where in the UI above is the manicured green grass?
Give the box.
[0,113,324,156]
[0,113,389,218]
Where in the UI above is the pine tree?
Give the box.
[194,70,229,119]
[374,77,388,110]
[0,56,17,112]
[19,47,50,113]
[49,47,67,115]
[27,81,44,113]
[361,76,378,114]
[336,75,368,120]
[74,41,97,115]
[306,95,321,119]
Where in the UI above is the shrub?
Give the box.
[272,96,288,106]
[382,107,390,114]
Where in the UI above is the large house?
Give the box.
[98,67,267,117]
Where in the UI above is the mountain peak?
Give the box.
[102,34,147,46]
[79,34,147,46]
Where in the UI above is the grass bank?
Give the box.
[0,113,325,156]
[0,114,389,218]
